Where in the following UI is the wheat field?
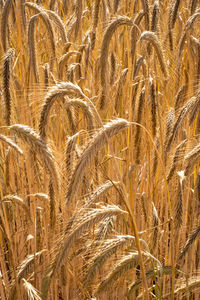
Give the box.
[1,0,200,299]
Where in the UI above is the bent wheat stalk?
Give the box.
[140,31,168,77]
[28,14,39,83]
[99,16,133,109]
[39,82,85,140]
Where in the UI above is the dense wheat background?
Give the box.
[1,0,200,299]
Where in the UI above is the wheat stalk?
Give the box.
[3,195,32,223]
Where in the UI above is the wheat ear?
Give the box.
[169,0,181,30]
[131,12,145,64]
[28,14,39,83]
[91,0,101,49]
[99,16,133,109]
[0,134,23,155]
[185,142,200,176]
[58,51,80,79]
[174,180,184,228]
[66,119,130,205]
[190,0,198,14]
[38,11,56,71]
[3,195,32,223]
[39,82,85,140]
[1,0,12,51]
[178,12,200,57]
[20,0,26,31]
[41,205,125,300]
[49,0,56,10]
[110,52,116,85]
[64,98,95,131]
[173,276,200,297]
[115,68,128,112]
[22,279,41,300]
[150,78,157,137]
[74,0,82,40]
[174,85,188,112]
[43,63,49,88]
[9,124,59,192]
[153,136,159,177]
[65,131,83,181]
[178,225,200,260]
[166,94,200,152]
[8,250,46,300]
[84,180,120,207]
[140,31,168,77]
[167,139,187,182]
[164,107,175,158]
[141,0,150,30]
[128,266,173,296]
[195,167,200,215]
[35,206,42,251]
[47,9,67,43]
[151,0,159,32]
[65,180,120,234]
[135,87,145,164]
[3,48,15,125]
[25,3,56,70]
[84,235,135,286]
[190,36,200,91]
[95,251,151,294]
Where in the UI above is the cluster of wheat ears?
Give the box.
[1,0,200,299]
